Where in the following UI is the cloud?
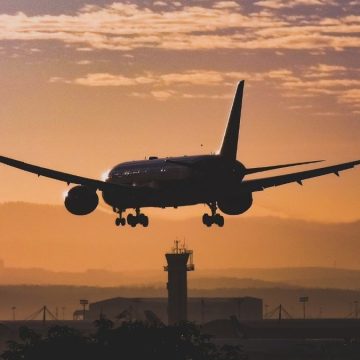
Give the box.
[53,70,248,88]
[49,66,360,111]
[212,1,241,9]
[48,67,344,88]
[282,78,360,90]
[76,60,92,65]
[313,111,338,116]
[309,64,347,73]
[150,90,174,100]
[255,0,337,9]
[67,73,157,87]
[306,63,346,75]
[160,71,226,85]
[153,1,168,6]
[338,89,360,108]
[0,2,358,52]
[47,68,295,101]
[262,65,360,112]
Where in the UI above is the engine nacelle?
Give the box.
[64,186,99,215]
[218,192,253,215]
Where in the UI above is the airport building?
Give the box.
[86,296,263,324]
[83,242,262,324]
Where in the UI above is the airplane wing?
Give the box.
[0,155,127,192]
[241,160,360,192]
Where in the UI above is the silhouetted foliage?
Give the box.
[1,320,246,360]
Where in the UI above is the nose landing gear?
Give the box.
[115,217,126,226]
[202,202,224,227]
[115,209,126,227]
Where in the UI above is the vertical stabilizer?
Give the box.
[219,81,244,161]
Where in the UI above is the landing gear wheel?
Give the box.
[214,214,224,227]
[143,217,149,227]
[202,202,225,227]
[123,209,149,228]
[139,214,149,227]
[115,208,126,227]
[202,213,212,227]
[127,213,137,227]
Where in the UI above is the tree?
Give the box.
[2,320,246,360]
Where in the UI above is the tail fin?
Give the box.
[219,80,244,161]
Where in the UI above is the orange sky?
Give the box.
[0,1,360,276]
[0,0,359,225]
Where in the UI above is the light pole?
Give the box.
[354,301,359,319]
[299,296,309,319]
[11,306,16,321]
[80,299,89,320]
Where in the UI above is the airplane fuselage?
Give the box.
[102,155,246,210]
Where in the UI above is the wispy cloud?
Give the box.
[338,89,360,110]
[212,1,241,9]
[49,66,360,111]
[255,0,337,9]
[76,60,92,65]
[50,70,249,88]
[304,63,347,78]
[153,1,168,6]
[55,72,157,87]
[0,2,358,52]
[272,65,360,112]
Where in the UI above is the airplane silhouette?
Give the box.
[1,81,359,227]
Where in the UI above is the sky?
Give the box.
[0,0,359,223]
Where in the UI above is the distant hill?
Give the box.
[194,267,360,290]
[2,263,360,289]
[1,202,360,286]
[0,265,290,288]
[189,277,291,289]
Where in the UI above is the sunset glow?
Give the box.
[0,0,359,273]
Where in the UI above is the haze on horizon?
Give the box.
[0,0,359,274]
[0,202,360,274]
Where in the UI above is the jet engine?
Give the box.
[64,185,99,215]
[218,192,253,215]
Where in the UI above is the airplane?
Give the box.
[1,81,359,228]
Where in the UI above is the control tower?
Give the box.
[164,240,194,325]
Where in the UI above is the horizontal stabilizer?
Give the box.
[245,160,324,175]
[242,159,360,192]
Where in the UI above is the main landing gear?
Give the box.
[202,202,224,227]
[114,208,149,228]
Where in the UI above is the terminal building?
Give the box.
[86,296,263,324]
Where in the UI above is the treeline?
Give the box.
[1,319,246,360]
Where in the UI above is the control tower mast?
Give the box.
[164,240,194,325]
